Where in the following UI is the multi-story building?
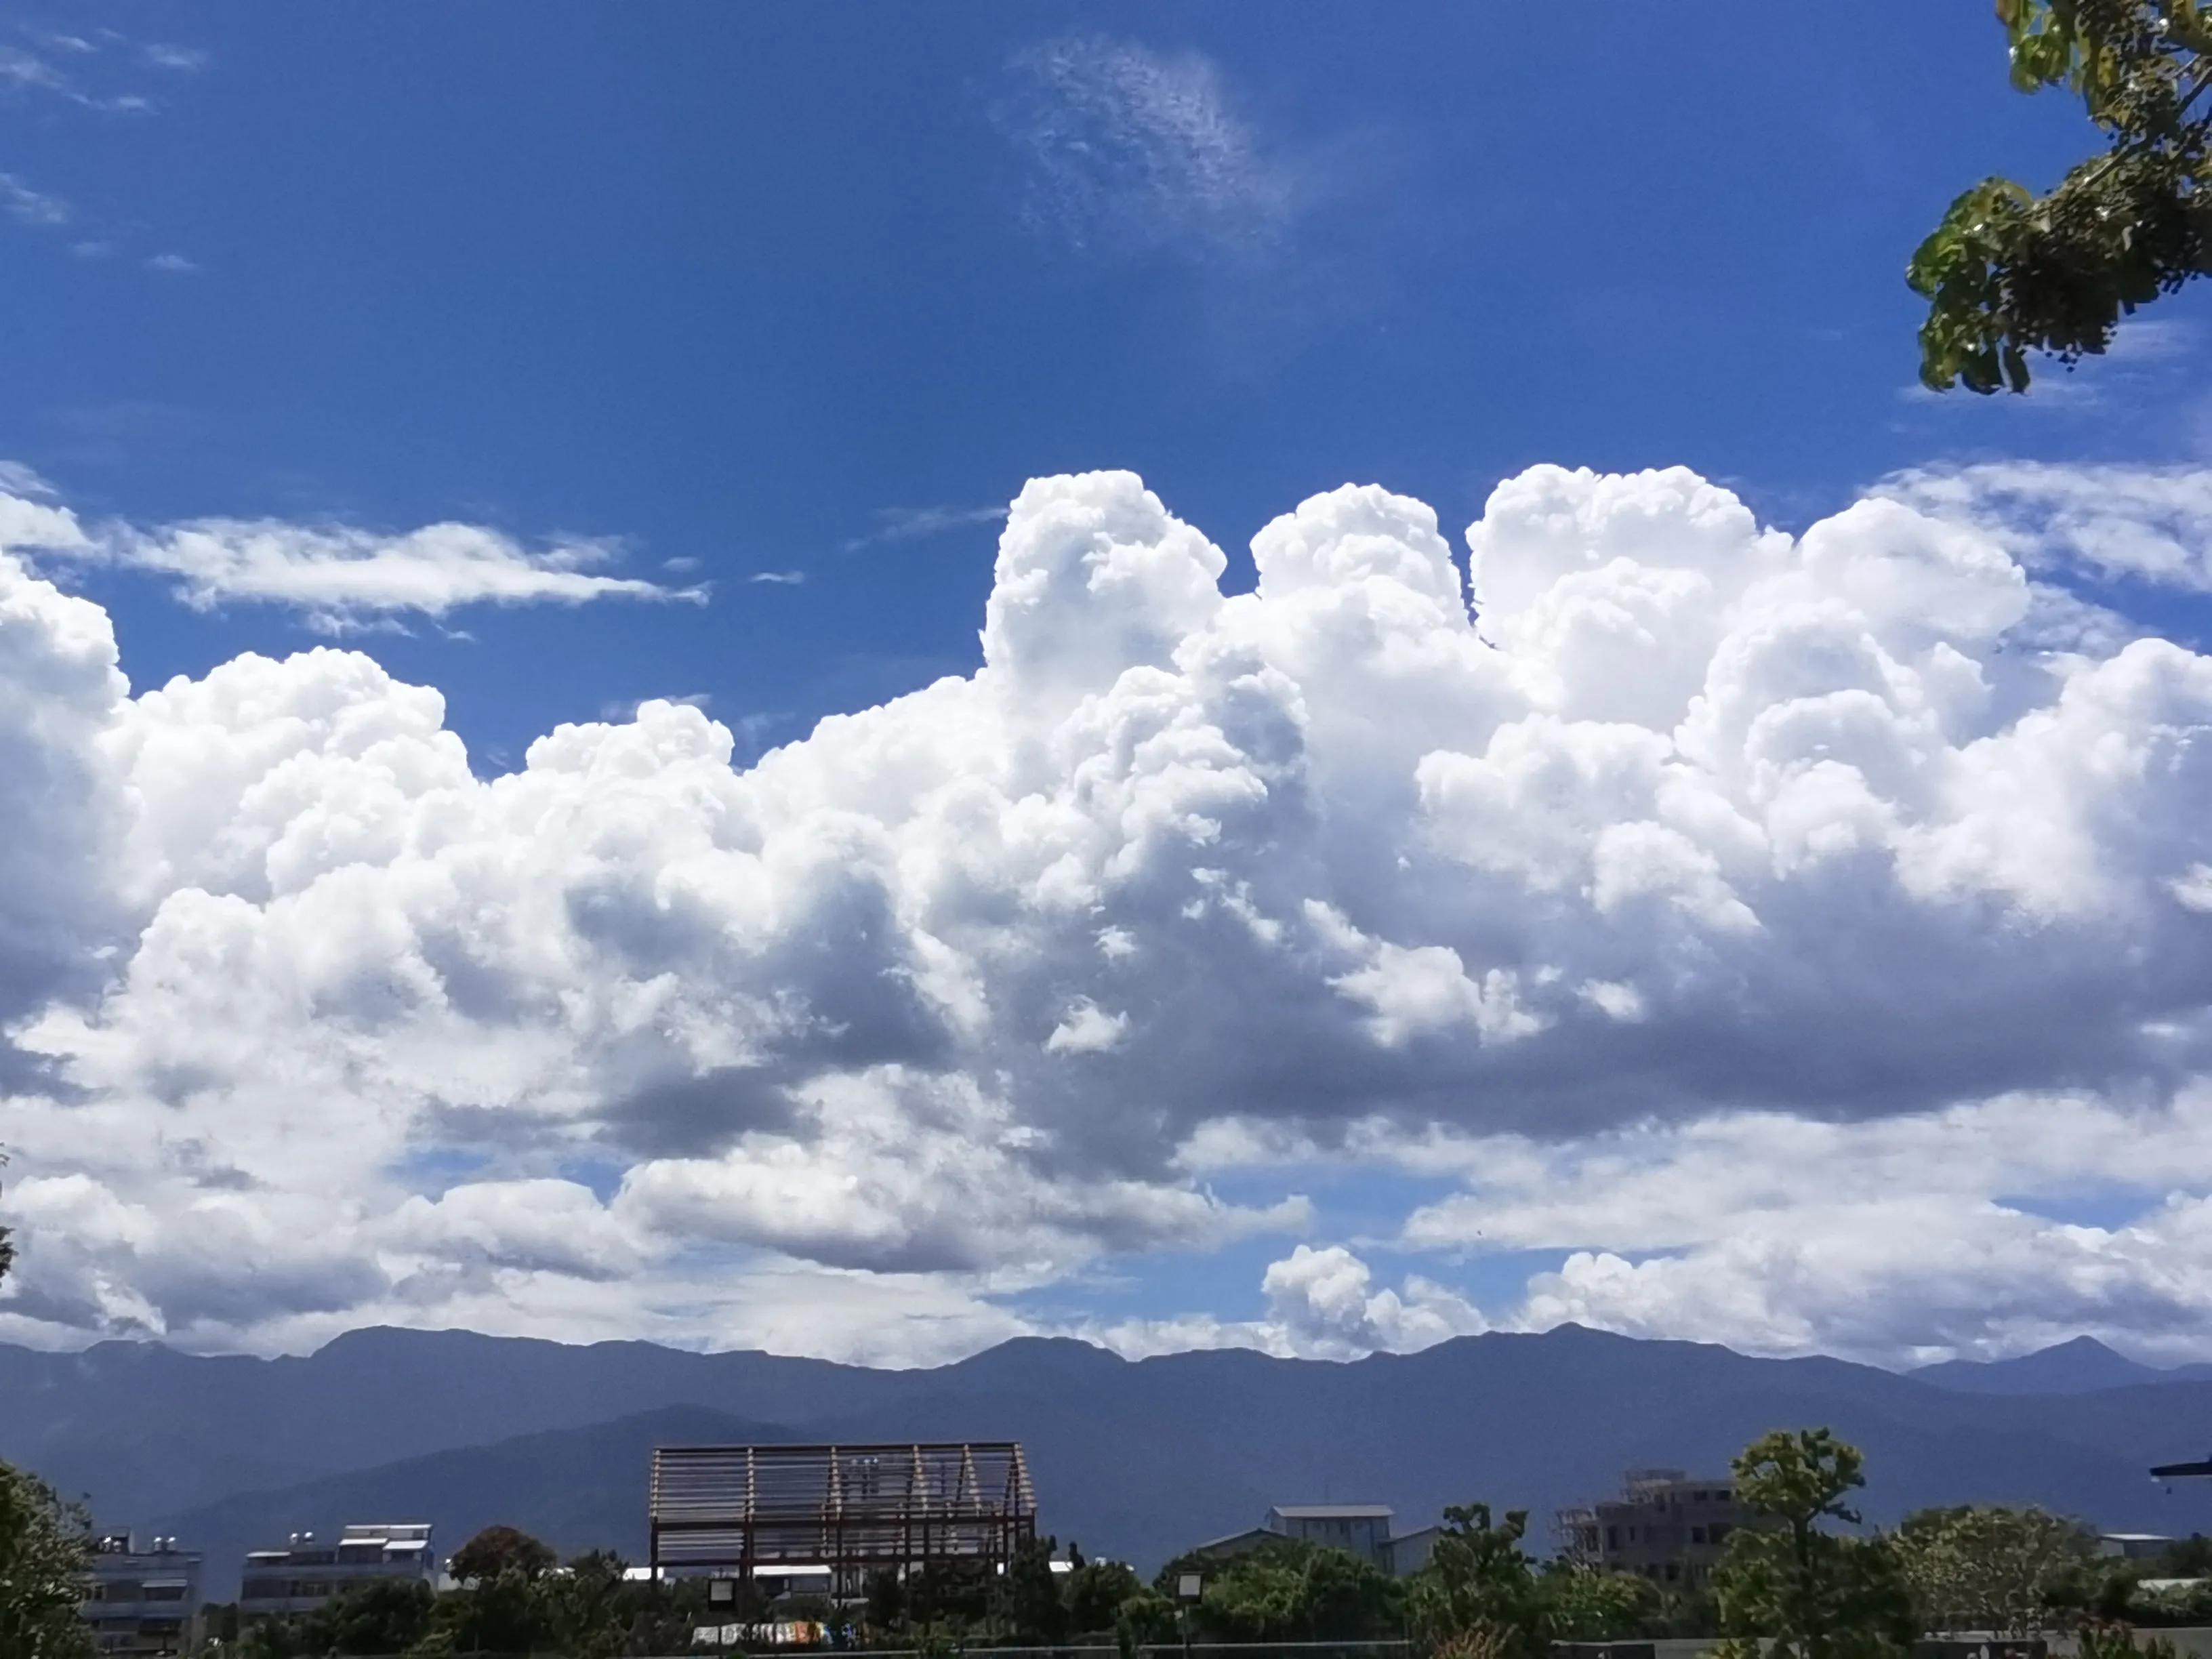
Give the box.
[239,1522,436,1621]
[81,1534,204,1657]
[1267,1504,1397,1568]
[1557,1469,1750,1589]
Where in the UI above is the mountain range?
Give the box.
[1910,1335,2212,1395]
[5,1326,2211,1600]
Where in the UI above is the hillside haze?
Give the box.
[6,1326,2211,1600]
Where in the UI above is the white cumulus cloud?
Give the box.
[2,459,2211,1364]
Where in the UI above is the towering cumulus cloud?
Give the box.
[2,465,2210,1362]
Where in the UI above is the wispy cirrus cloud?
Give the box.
[747,569,806,586]
[0,459,60,498]
[106,519,707,632]
[996,35,1300,265]
[2,24,207,107]
[0,477,708,632]
[140,43,208,75]
[0,40,151,112]
[1877,459,2212,595]
[1898,319,2205,416]
[844,503,1008,552]
[0,170,70,226]
[1,26,205,269]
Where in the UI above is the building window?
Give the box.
[1691,1526,1706,1544]
[1665,1564,1680,1582]
[1606,1527,1619,1550]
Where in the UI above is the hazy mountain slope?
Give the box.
[122,1326,2212,1601]
[157,1404,788,1601]
[1912,1336,2212,1395]
[0,1325,907,1517]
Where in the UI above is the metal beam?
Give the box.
[2151,1457,2212,1480]
[648,1442,1038,1574]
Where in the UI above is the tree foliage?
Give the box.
[1067,1555,1145,1635]
[1893,1505,2095,1635]
[1540,1561,1660,1641]
[448,1522,558,1586]
[1406,1503,1549,1659]
[996,1533,1071,1643]
[1,1149,17,1288]
[538,1549,638,1659]
[1158,1536,1404,1643]
[1711,1429,1916,1659]
[288,1576,436,1656]
[1913,1,2212,392]
[0,1460,93,1659]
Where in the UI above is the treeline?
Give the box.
[8,1427,2212,1658]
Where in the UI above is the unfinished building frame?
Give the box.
[649,1441,1038,1593]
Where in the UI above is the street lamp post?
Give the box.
[1176,1573,1204,1659]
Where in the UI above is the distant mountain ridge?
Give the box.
[6,1325,2211,1601]
[1911,1335,2212,1395]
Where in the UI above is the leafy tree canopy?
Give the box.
[1406,1503,1549,1659]
[1893,1505,2095,1636]
[1067,1555,1145,1636]
[0,1460,93,1659]
[1,1149,17,1288]
[1712,1429,1916,1659]
[996,1533,1071,1643]
[1914,1,2212,392]
[447,1522,557,1585]
[296,1576,434,1656]
[1540,1561,1660,1642]
[1158,1536,1404,1643]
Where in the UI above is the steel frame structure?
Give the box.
[649,1441,1038,1588]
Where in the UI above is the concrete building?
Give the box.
[1269,1504,1397,1568]
[1384,1523,1445,1577]
[2101,1534,2178,1560]
[81,1534,204,1658]
[239,1522,436,1621]
[1557,1470,1750,1589]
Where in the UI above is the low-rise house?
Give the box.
[1181,1503,1440,1578]
[2100,1533,2177,1560]
[1267,1504,1397,1568]
[1384,1522,1445,1577]
[81,1534,203,1657]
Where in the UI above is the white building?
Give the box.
[2100,1534,2177,1560]
[239,1522,437,1622]
[81,1534,203,1657]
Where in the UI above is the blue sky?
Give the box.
[10,1,2207,760]
[9,4,2212,1367]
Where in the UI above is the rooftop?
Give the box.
[1271,1504,1394,1519]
